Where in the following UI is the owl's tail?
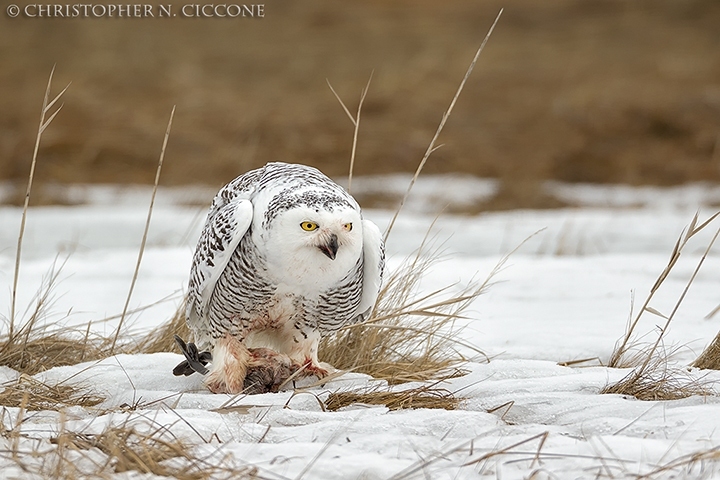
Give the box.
[173,335,212,376]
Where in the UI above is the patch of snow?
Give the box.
[2,184,720,478]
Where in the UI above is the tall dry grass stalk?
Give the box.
[9,66,70,340]
[608,212,720,368]
[111,105,176,353]
[327,72,373,194]
[384,9,503,242]
[603,212,720,400]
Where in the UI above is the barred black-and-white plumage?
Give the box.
[184,162,384,394]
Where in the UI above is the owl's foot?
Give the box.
[243,348,300,394]
[297,358,330,380]
[206,335,251,394]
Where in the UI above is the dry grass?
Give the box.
[319,241,492,384]
[44,421,259,480]
[325,383,460,411]
[136,302,191,354]
[0,332,112,376]
[0,417,261,479]
[0,384,258,480]
[693,331,720,370]
[387,432,549,480]
[637,445,720,479]
[111,106,175,353]
[0,256,126,375]
[384,9,502,239]
[0,375,104,411]
[327,72,373,193]
[603,212,720,400]
[608,212,720,368]
[9,66,69,340]
[602,354,712,401]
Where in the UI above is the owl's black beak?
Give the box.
[318,234,339,260]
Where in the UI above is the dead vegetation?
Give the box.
[693,331,720,370]
[49,426,247,479]
[136,301,191,354]
[638,445,720,479]
[602,354,712,401]
[0,375,104,411]
[319,243,491,384]
[0,416,260,480]
[0,255,124,376]
[602,212,720,400]
[318,19,501,384]
[111,106,175,354]
[325,383,460,411]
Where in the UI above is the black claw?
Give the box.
[172,334,212,376]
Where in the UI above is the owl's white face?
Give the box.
[260,206,364,289]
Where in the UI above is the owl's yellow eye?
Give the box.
[300,221,319,231]
[343,223,353,232]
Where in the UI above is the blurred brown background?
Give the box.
[1,0,719,208]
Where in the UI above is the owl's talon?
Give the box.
[298,359,329,380]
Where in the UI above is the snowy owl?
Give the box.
[173,162,385,394]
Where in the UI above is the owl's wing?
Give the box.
[356,219,385,320]
[186,197,253,347]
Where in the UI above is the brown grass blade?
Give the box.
[384,9,503,242]
[327,72,373,193]
[601,359,712,401]
[10,65,70,340]
[605,213,720,400]
[463,432,550,467]
[111,105,176,353]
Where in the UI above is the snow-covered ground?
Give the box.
[2,178,720,478]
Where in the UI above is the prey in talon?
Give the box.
[172,163,385,394]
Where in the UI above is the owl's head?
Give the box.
[261,204,364,282]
